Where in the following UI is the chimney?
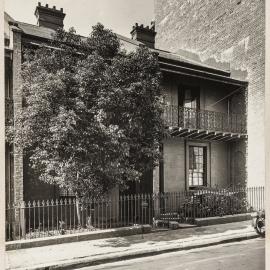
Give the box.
[35,2,66,30]
[130,21,156,48]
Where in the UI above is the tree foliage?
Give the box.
[8,23,164,198]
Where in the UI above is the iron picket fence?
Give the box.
[5,186,264,241]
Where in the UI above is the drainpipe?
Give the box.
[228,98,230,129]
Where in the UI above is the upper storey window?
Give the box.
[178,85,200,110]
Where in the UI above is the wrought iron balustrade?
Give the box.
[5,98,13,125]
[163,105,247,134]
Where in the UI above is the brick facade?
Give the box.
[154,0,265,186]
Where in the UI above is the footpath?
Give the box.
[5,220,258,270]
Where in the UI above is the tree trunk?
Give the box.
[75,197,81,228]
[75,172,81,227]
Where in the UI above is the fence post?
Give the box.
[75,198,81,228]
[12,201,25,240]
[154,193,159,222]
[20,201,26,239]
[192,192,196,223]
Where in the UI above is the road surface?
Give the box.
[77,238,265,270]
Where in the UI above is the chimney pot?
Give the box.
[130,22,156,48]
[38,2,41,6]
[35,3,66,30]
[151,21,155,30]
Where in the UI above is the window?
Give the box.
[188,146,206,187]
[178,85,200,129]
[178,85,200,109]
[183,89,197,109]
[59,187,76,198]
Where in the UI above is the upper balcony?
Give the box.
[163,105,247,142]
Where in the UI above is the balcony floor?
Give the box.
[166,127,247,142]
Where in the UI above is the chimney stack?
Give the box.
[35,2,66,30]
[130,21,156,48]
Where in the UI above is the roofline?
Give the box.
[154,50,231,76]
[159,61,248,87]
[158,54,231,78]
[15,21,248,85]
[21,34,248,87]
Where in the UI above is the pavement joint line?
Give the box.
[6,231,260,270]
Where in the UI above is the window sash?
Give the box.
[188,146,206,187]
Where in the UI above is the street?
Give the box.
[77,238,265,270]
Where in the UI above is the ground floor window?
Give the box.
[59,187,76,198]
[188,145,206,187]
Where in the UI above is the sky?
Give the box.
[4,0,155,37]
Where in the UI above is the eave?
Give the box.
[158,57,248,87]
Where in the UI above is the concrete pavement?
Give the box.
[5,220,259,270]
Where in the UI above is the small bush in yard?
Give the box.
[180,188,248,218]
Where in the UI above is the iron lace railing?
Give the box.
[6,186,264,241]
[163,105,247,134]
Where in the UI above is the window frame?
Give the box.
[59,187,76,199]
[178,84,200,110]
[185,141,210,190]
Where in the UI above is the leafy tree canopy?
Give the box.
[8,23,164,199]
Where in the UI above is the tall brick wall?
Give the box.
[12,28,24,204]
[155,0,265,187]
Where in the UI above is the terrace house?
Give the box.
[5,3,248,209]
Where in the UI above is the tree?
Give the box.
[8,23,164,200]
